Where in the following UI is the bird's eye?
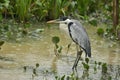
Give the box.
[65,22,67,24]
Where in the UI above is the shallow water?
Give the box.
[0,24,120,80]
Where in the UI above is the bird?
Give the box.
[47,16,91,71]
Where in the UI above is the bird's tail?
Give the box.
[81,46,91,57]
[85,49,91,57]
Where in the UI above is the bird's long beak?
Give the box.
[47,19,60,24]
[47,19,65,24]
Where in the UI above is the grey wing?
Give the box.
[69,22,91,57]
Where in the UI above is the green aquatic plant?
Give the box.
[102,63,107,73]
[55,75,65,80]
[52,36,62,56]
[55,73,78,80]
[23,66,27,72]
[94,61,97,73]
[82,62,89,71]
[21,60,118,80]
[85,58,89,64]
[98,62,102,66]
[0,41,5,50]
[32,63,40,79]
[52,36,60,45]
[15,0,32,21]
[82,58,90,71]
[97,28,104,36]
[98,62,102,69]
[36,63,39,68]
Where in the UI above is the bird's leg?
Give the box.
[75,50,83,67]
[72,52,79,71]
[72,45,79,71]
[72,50,83,71]
[72,45,82,71]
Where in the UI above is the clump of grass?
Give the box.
[55,73,78,80]
[97,28,104,36]
[15,0,32,21]
[102,63,107,74]
[93,61,97,73]
[82,58,90,71]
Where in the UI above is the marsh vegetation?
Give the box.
[0,0,120,80]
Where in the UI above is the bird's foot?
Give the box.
[72,65,77,72]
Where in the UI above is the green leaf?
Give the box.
[82,62,89,70]
[98,62,102,65]
[97,28,104,36]
[58,46,62,53]
[52,36,60,44]
[0,13,3,21]
[36,63,39,68]
[55,76,58,79]
[102,63,107,73]
[61,75,65,80]
[67,43,71,49]
[89,18,97,26]
[0,41,4,46]
[55,44,59,49]
[85,58,89,64]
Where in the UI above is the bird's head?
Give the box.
[47,16,72,25]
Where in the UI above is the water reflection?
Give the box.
[51,56,57,72]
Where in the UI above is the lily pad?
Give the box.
[52,36,60,44]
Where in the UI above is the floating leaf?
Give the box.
[94,66,97,72]
[61,75,65,80]
[0,41,4,46]
[55,76,58,79]
[98,62,102,65]
[23,66,27,72]
[85,58,89,64]
[36,63,39,68]
[52,36,60,44]
[94,61,97,65]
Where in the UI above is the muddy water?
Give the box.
[0,24,120,80]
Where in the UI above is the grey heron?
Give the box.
[47,16,91,71]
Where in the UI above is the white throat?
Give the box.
[65,19,72,24]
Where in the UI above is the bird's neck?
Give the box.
[68,22,73,27]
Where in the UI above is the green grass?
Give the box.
[15,0,32,21]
